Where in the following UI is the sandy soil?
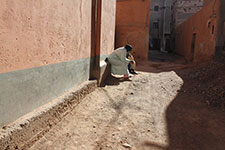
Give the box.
[29,59,225,150]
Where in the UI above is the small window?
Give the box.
[208,21,211,28]
[153,22,159,29]
[154,6,159,11]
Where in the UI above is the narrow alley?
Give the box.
[27,57,225,150]
[1,0,225,150]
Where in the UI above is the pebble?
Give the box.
[122,143,131,148]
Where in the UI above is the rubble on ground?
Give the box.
[182,62,225,110]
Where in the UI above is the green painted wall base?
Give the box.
[0,58,90,127]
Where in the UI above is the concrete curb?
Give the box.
[0,80,97,150]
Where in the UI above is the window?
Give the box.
[154,6,159,11]
[208,21,211,28]
[212,25,215,34]
[153,22,159,29]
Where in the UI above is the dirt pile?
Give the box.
[182,62,225,110]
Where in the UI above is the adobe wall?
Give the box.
[0,0,92,73]
[173,0,204,27]
[175,0,219,62]
[116,0,151,60]
[100,0,116,57]
[214,0,225,61]
[0,0,116,127]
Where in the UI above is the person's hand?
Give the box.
[130,61,134,64]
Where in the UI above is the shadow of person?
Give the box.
[104,75,121,86]
[104,74,132,86]
[100,60,132,87]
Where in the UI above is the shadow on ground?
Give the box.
[137,51,225,150]
[104,75,132,86]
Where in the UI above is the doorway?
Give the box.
[150,38,161,50]
[191,33,196,62]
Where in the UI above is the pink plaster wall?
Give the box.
[100,0,116,56]
[0,0,92,73]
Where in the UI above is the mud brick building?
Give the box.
[116,0,151,60]
[0,0,116,128]
[175,0,225,62]
[172,0,204,27]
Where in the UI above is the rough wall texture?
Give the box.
[175,0,219,62]
[0,0,91,74]
[116,0,151,60]
[0,81,97,150]
[100,0,116,56]
[164,0,173,34]
[172,0,204,27]
[149,0,164,39]
[214,0,225,61]
[0,0,116,127]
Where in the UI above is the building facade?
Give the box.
[116,0,151,60]
[175,0,221,62]
[215,0,225,61]
[0,0,116,128]
[149,0,173,52]
[172,0,204,27]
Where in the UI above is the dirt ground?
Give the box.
[29,54,225,150]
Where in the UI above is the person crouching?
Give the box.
[107,44,135,79]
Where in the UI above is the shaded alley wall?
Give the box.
[0,0,116,127]
[116,0,151,60]
[215,0,225,61]
[175,0,219,62]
